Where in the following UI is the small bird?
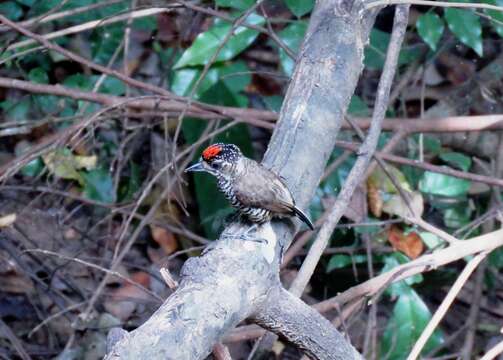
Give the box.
[185,143,314,230]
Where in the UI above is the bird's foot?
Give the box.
[221,224,268,244]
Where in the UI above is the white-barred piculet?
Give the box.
[185,143,314,230]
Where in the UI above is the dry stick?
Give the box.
[480,339,503,360]
[0,14,177,99]
[460,259,488,359]
[24,249,162,301]
[0,76,277,126]
[0,0,124,33]
[406,251,488,360]
[322,228,503,310]
[289,5,410,297]
[336,140,503,188]
[364,0,503,12]
[0,318,32,360]
[79,120,239,322]
[6,8,175,51]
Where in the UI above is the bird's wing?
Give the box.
[234,162,295,214]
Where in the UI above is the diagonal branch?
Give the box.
[289,4,410,297]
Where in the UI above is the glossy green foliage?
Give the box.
[284,0,314,18]
[416,12,445,51]
[277,21,308,76]
[365,29,422,70]
[484,0,503,37]
[444,1,483,56]
[174,13,265,69]
[419,171,471,197]
[81,168,116,204]
[379,254,444,359]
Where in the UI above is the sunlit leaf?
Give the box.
[444,2,483,56]
[419,171,471,197]
[42,148,97,184]
[416,12,445,51]
[174,13,264,68]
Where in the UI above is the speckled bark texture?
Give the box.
[105,1,374,359]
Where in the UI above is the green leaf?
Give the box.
[0,2,23,21]
[419,232,445,249]
[284,0,314,17]
[381,288,444,359]
[172,61,250,99]
[81,168,116,204]
[381,253,423,298]
[423,135,442,155]
[416,12,445,51]
[444,2,483,56]
[262,95,284,112]
[439,152,471,171]
[365,29,422,70]
[100,76,126,96]
[0,98,30,121]
[216,0,255,10]
[348,95,370,117]
[484,0,503,38]
[327,254,367,272]
[28,67,59,114]
[443,205,471,228]
[183,82,253,238]
[28,68,49,84]
[174,13,264,68]
[118,162,141,202]
[21,157,44,177]
[419,171,471,197]
[90,24,124,65]
[277,21,308,76]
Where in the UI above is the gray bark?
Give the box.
[106,1,375,358]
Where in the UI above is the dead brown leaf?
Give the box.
[387,225,424,259]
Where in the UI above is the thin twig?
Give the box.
[289,5,410,297]
[6,8,176,51]
[406,251,488,360]
[25,249,162,301]
[364,0,503,12]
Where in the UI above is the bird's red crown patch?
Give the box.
[202,144,222,161]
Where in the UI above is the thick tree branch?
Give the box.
[289,4,410,297]
[105,0,373,358]
[253,287,362,360]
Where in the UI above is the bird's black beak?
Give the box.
[185,161,205,173]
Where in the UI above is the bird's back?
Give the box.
[233,159,295,215]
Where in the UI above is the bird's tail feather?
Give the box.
[291,205,314,230]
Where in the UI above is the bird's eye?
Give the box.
[211,162,221,169]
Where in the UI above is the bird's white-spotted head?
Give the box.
[185,143,243,179]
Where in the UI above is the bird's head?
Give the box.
[185,143,242,178]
